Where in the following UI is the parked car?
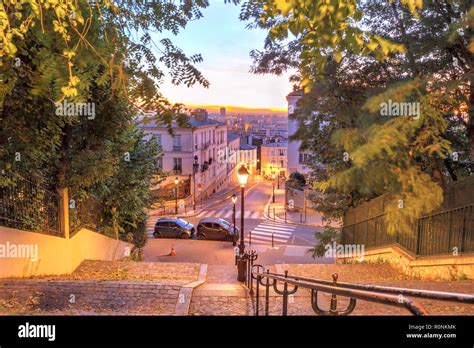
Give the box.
[196,218,239,242]
[154,218,194,239]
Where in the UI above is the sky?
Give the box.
[157,2,294,112]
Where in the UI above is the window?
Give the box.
[194,134,198,150]
[152,134,162,148]
[280,160,284,168]
[173,135,181,151]
[173,158,182,173]
[299,153,313,164]
[279,149,284,156]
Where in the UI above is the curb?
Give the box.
[174,263,208,316]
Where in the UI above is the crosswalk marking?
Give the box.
[245,221,297,246]
[191,210,261,220]
[253,229,292,237]
[255,225,293,232]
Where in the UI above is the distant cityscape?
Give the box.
[140,91,314,203]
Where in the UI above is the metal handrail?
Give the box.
[250,266,474,316]
[264,271,474,303]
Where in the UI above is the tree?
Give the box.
[286,171,306,188]
[242,0,474,233]
[0,0,232,246]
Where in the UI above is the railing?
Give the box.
[0,173,61,236]
[342,204,474,256]
[249,265,474,316]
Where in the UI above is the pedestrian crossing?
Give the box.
[195,210,261,220]
[245,221,296,246]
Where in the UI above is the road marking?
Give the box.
[251,212,260,219]
[223,210,233,219]
[244,211,251,219]
[252,228,291,238]
[256,225,295,232]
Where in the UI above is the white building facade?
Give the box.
[261,142,288,178]
[286,91,313,176]
[140,117,231,200]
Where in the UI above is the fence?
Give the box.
[0,173,61,236]
[341,176,474,256]
[0,172,111,238]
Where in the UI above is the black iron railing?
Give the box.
[342,204,474,256]
[249,265,474,316]
[0,173,61,236]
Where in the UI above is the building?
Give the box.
[226,132,241,184]
[193,108,209,121]
[220,107,226,118]
[239,144,258,175]
[261,142,288,179]
[139,114,230,201]
[286,91,313,175]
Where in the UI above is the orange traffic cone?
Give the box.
[169,245,176,256]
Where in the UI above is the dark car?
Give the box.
[154,218,194,239]
[196,218,239,242]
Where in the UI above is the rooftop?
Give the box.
[138,117,225,129]
[240,144,257,150]
[227,132,240,143]
[261,142,288,147]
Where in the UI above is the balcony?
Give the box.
[172,168,182,175]
[173,146,182,152]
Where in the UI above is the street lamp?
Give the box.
[277,168,280,189]
[236,164,249,282]
[271,173,276,203]
[174,176,179,215]
[192,156,199,211]
[231,193,237,246]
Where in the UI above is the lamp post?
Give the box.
[192,156,199,211]
[174,177,179,215]
[236,164,249,282]
[271,173,276,203]
[277,168,280,189]
[231,193,237,246]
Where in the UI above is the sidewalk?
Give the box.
[264,188,330,227]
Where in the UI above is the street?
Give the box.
[144,181,333,265]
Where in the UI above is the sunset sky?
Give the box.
[158,2,294,111]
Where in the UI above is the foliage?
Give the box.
[244,0,474,235]
[0,0,223,246]
[286,171,306,188]
[309,225,339,258]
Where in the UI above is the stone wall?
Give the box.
[336,245,474,281]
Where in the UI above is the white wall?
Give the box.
[0,226,132,278]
